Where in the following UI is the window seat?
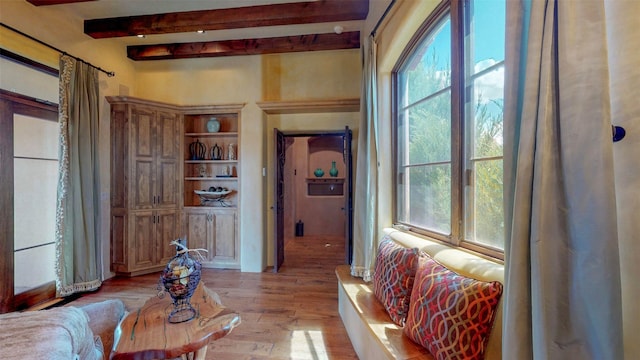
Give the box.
[336,228,504,360]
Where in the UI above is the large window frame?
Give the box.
[392,0,505,259]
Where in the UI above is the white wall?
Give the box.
[606,2,640,359]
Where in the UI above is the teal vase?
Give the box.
[314,168,324,177]
[329,161,339,177]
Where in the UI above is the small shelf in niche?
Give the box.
[307,180,344,196]
[306,177,345,184]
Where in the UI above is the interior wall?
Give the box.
[606,2,640,358]
[295,136,346,237]
[369,0,442,235]
[1,1,363,274]
[0,1,137,280]
[265,113,359,267]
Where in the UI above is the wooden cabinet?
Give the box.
[182,104,243,269]
[184,208,239,268]
[109,98,242,274]
[129,106,181,209]
[108,97,183,276]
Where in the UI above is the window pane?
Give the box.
[463,0,505,251]
[468,0,505,73]
[399,17,451,106]
[398,164,451,234]
[465,159,504,248]
[404,91,452,165]
[469,67,504,158]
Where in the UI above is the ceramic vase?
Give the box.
[329,161,339,177]
[314,168,324,177]
[206,117,220,133]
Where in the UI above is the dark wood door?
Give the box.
[273,128,285,272]
[343,126,353,264]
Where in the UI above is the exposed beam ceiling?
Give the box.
[25,0,369,61]
[26,0,97,5]
[127,31,360,60]
[84,0,368,38]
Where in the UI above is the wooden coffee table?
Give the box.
[110,282,240,360]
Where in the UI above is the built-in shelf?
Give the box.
[185,177,238,181]
[306,177,345,183]
[185,160,238,164]
[185,132,239,137]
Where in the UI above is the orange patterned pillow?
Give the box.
[372,237,420,326]
[404,256,503,360]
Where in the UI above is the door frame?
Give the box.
[0,89,58,313]
[272,128,353,272]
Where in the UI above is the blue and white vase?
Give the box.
[206,117,220,133]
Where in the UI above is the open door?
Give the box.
[273,128,285,272]
[343,126,353,264]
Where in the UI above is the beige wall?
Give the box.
[1,0,137,279]
[1,0,362,273]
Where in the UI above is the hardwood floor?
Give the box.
[70,235,358,360]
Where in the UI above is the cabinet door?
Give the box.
[130,211,156,270]
[130,107,156,210]
[184,209,213,264]
[155,110,181,208]
[156,210,182,266]
[211,209,238,267]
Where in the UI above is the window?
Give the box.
[394,0,505,257]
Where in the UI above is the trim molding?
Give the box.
[256,98,360,114]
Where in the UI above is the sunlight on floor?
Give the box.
[289,330,329,360]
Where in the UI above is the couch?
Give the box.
[0,299,126,360]
[337,228,504,360]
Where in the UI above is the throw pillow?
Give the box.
[404,256,503,360]
[372,236,420,326]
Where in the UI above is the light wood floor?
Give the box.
[71,235,358,360]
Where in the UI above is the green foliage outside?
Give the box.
[398,50,504,249]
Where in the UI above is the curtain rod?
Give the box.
[1,22,115,77]
[370,0,397,37]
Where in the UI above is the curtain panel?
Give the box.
[351,35,380,281]
[503,1,623,358]
[55,55,102,297]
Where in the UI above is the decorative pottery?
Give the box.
[314,168,324,177]
[329,161,339,177]
[227,143,236,160]
[210,143,222,160]
[206,117,220,133]
[189,139,205,160]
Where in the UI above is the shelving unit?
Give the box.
[182,104,243,269]
[183,110,241,209]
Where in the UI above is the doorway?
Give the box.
[273,128,353,272]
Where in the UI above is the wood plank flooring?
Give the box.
[70,235,358,360]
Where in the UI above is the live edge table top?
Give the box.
[110,282,241,360]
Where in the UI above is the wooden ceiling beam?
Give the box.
[26,0,96,5]
[84,0,368,38]
[127,31,360,60]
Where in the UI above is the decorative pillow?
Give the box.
[404,256,503,360]
[372,236,420,326]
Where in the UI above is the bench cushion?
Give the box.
[336,265,433,360]
[404,255,503,360]
[372,236,421,326]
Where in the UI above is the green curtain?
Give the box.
[351,35,379,281]
[55,55,102,297]
[503,0,622,358]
